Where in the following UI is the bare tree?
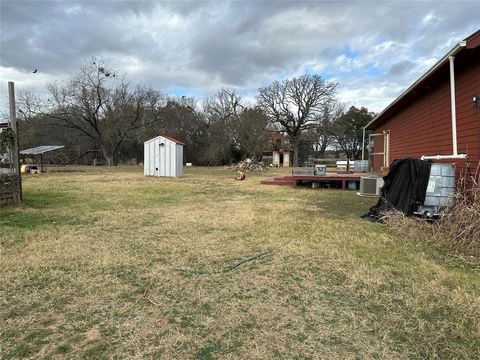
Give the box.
[45,58,161,165]
[201,89,242,165]
[233,107,270,160]
[141,96,207,164]
[101,84,162,165]
[313,102,345,157]
[257,74,337,166]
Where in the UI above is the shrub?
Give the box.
[381,172,480,260]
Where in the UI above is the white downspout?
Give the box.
[384,130,390,166]
[361,128,366,160]
[449,55,458,156]
[421,51,467,161]
[383,133,386,167]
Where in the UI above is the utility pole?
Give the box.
[8,81,22,201]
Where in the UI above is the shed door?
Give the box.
[159,142,166,176]
[154,140,160,176]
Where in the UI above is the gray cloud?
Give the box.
[388,60,415,77]
[1,0,479,112]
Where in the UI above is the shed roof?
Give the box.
[145,135,185,145]
[162,135,185,145]
[365,28,480,130]
[20,145,65,155]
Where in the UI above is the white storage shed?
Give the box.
[144,135,184,177]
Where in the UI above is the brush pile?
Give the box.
[232,158,264,172]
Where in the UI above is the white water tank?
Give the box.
[354,160,369,173]
[417,164,455,216]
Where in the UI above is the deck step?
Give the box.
[261,178,294,186]
[263,182,293,186]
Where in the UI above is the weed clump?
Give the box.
[436,188,480,247]
[382,183,480,260]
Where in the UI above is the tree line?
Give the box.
[12,58,374,166]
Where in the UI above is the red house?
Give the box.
[365,29,480,182]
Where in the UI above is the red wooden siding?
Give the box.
[372,52,480,181]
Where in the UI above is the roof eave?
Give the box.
[364,41,467,130]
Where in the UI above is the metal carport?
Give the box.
[20,145,65,172]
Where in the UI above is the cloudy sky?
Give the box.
[1,0,479,112]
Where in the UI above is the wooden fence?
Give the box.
[0,173,20,207]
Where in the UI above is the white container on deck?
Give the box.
[354,160,369,173]
[314,164,327,176]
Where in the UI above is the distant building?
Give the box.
[262,132,291,167]
[365,29,480,181]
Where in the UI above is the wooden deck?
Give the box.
[261,173,362,189]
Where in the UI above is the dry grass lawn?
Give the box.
[1,166,479,359]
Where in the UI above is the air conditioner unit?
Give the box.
[358,176,384,196]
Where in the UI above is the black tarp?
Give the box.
[363,158,432,221]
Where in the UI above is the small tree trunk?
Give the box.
[345,149,352,171]
[317,143,327,158]
[102,150,114,166]
[292,142,299,167]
